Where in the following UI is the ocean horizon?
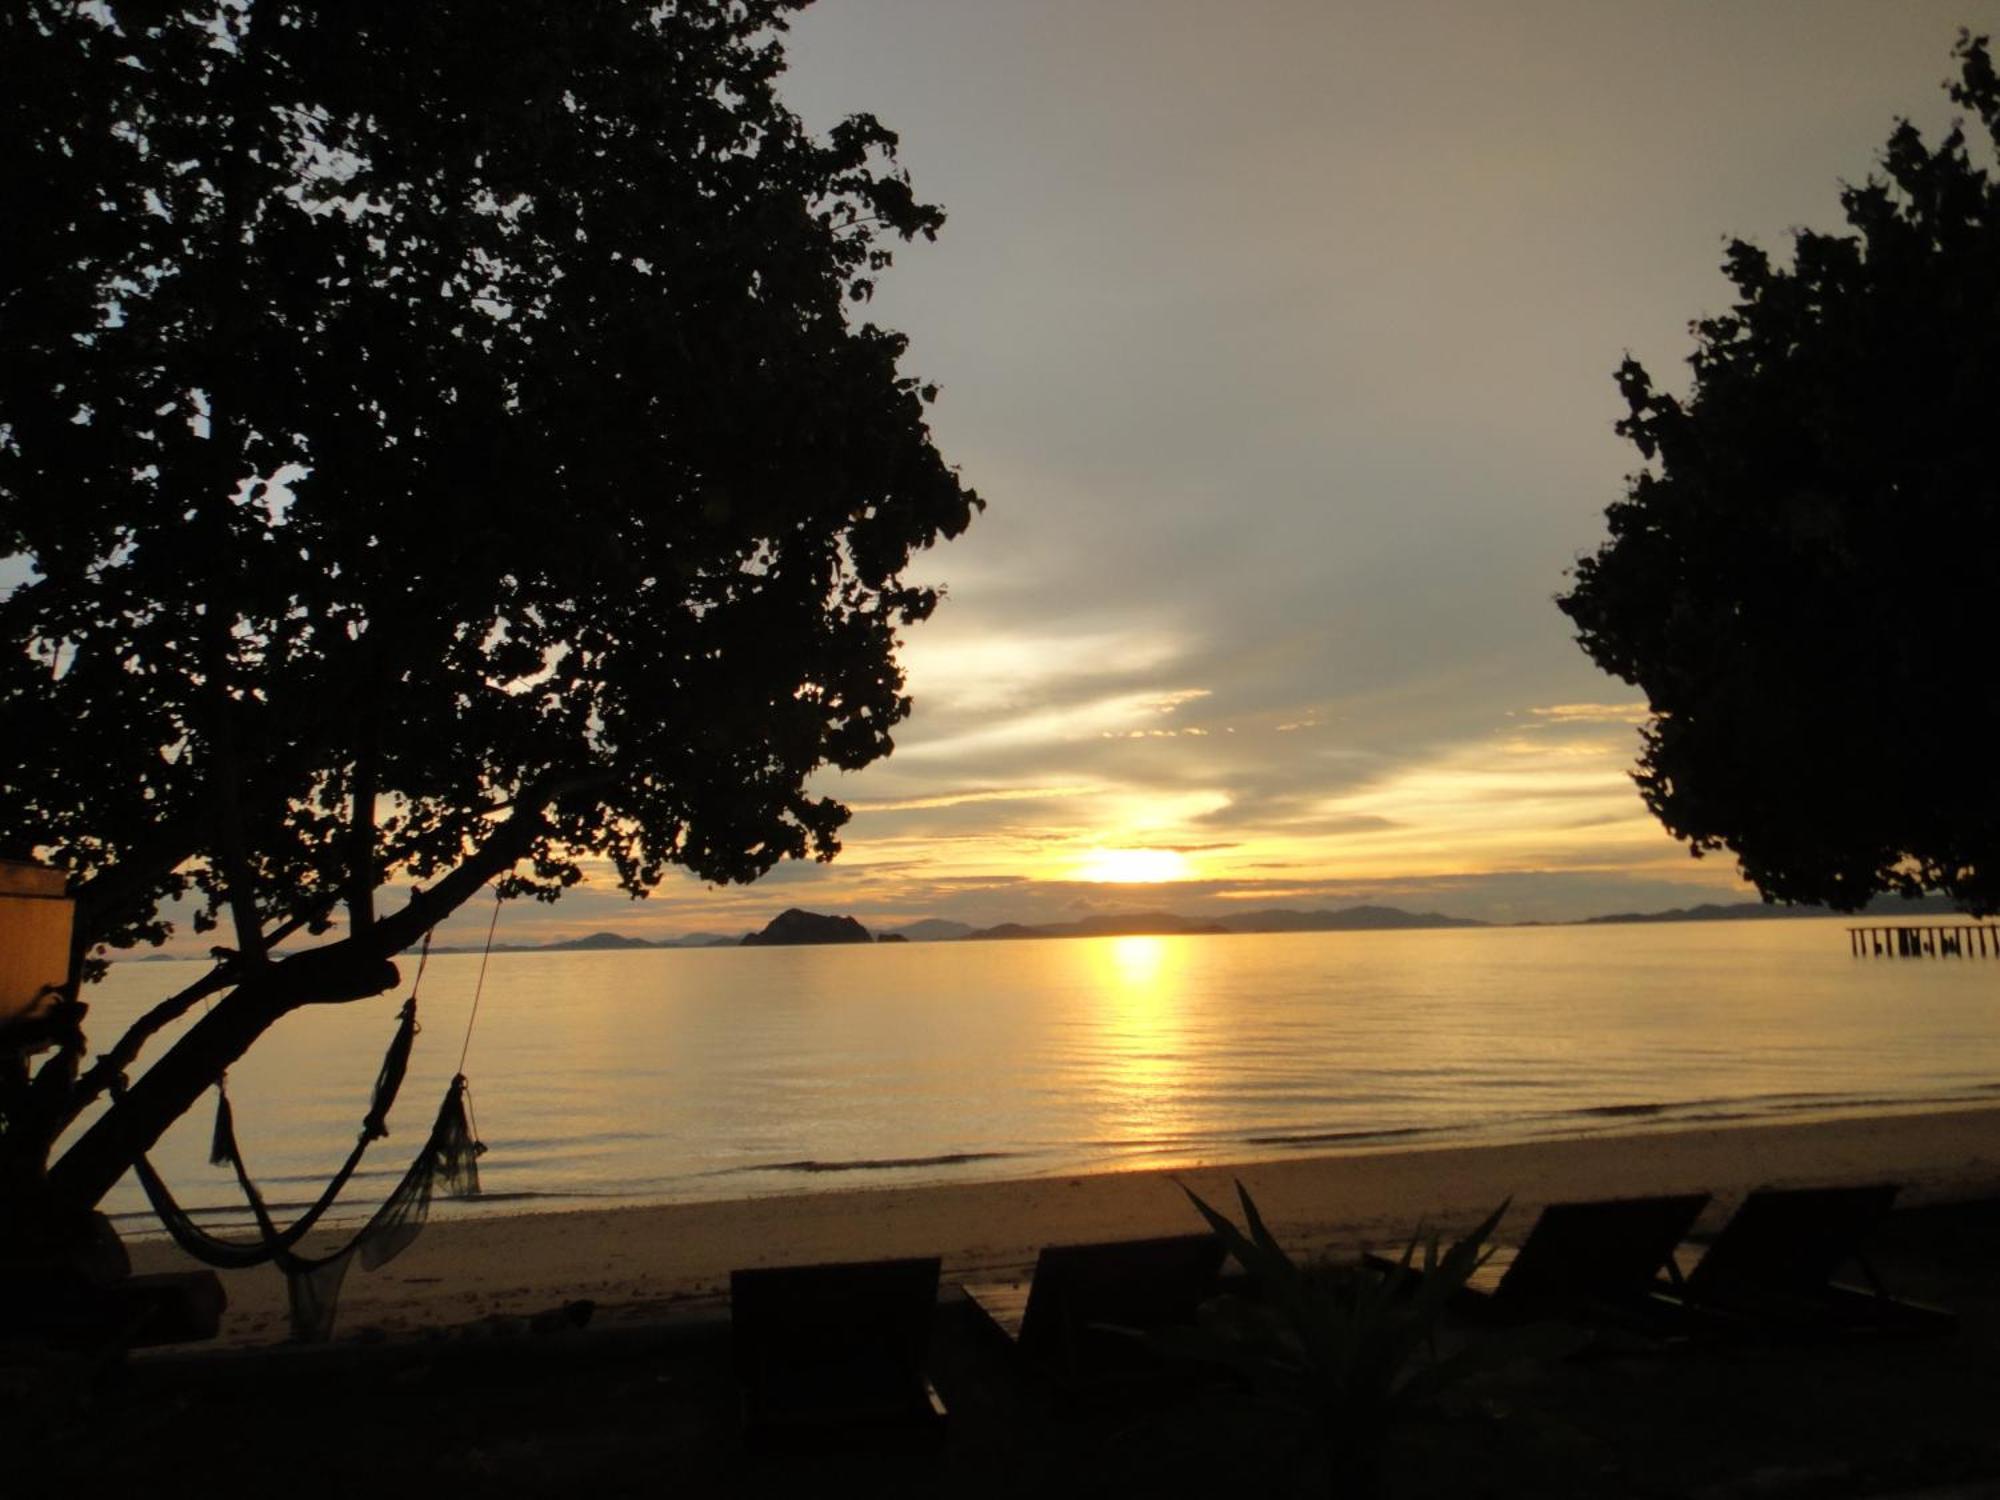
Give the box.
[71,916,2000,1235]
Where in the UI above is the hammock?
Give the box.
[119,996,422,1271]
[116,912,497,1341]
[119,1062,484,1341]
[231,1074,483,1342]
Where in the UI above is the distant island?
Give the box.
[740,908,873,947]
[404,891,1976,957]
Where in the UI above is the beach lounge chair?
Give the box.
[962,1232,1226,1387]
[729,1255,948,1449]
[1367,1193,1710,1331]
[1667,1184,1956,1337]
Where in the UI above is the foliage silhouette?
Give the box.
[1558,33,2000,915]
[1163,1183,1571,1500]
[0,0,978,1222]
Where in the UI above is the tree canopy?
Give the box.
[0,0,978,1214]
[1558,33,2000,916]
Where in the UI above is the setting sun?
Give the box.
[1072,847,1193,883]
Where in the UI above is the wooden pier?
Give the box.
[1847,923,1998,959]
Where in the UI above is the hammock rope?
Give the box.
[458,892,499,1075]
[115,918,496,1341]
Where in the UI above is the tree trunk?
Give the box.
[45,947,399,1214]
[41,790,552,1217]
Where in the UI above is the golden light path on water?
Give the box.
[1085,936,1193,1149]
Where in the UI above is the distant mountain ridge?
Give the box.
[537,931,657,951]
[1575,893,1970,926]
[959,910,1231,942]
[1225,905,1486,933]
[885,918,976,942]
[428,929,735,954]
[420,894,1975,956]
[950,905,1484,941]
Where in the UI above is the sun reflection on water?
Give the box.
[1105,934,1168,989]
[1083,935,1196,1150]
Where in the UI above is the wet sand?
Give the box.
[127,1103,2000,1346]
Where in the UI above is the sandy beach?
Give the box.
[128,1103,2000,1347]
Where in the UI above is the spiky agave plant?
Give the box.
[1161,1183,1573,1499]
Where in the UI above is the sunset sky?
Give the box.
[448,0,1989,944]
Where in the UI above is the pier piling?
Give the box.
[1849,922,1997,959]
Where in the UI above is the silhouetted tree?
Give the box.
[1558,33,2000,916]
[0,0,978,1226]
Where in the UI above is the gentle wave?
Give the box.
[1241,1125,1440,1147]
[102,1186,596,1229]
[1578,1101,1682,1118]
[1241,1085,2000,1153]
[730,1150,1027,1176]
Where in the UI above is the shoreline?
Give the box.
[128,1102,2000,1348]
[105,1088,2000,1232]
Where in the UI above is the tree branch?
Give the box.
[206,725,269,965]
[47,895,333,1141]
[354,790,556,966]
[345,748,378,933]
[47,792,554,1213]
[64,965,235,1121]
[191,0,289,969]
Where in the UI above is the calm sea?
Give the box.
[67,918,2000,1233]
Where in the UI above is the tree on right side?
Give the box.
[1558,33,2000,916]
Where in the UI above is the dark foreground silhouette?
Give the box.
[10,1197,1999,1498]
